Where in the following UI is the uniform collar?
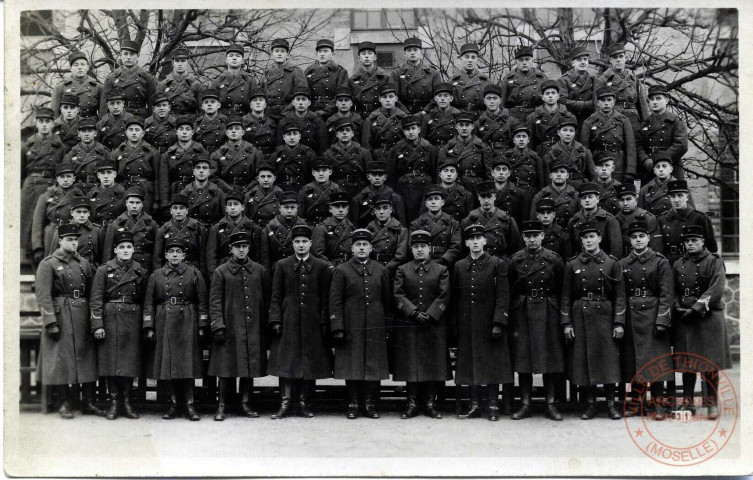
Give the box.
[294,255,313,272]
[627,248,655,263]
[466,252,490,270]
[349,257,374,274]
[413,259,431,272]
[227,256,255,274]
[579,250,605,263]
[165,262,187,274]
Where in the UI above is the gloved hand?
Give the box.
[214,328,227,344]
[653,324,668,336]
[332,330,345,346]
[46,323,61,341]
[491,325,503,340]
[93,328,106,341]
[563,325,575,343]
[33,249,45,265]
[143,327,155,344]
[409,310,421,323]
[682,309,703,323]
[416,312,431,325]
[613,325,625,340]
[271,324,282,336]
[643,158,654,172]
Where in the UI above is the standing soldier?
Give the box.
[393,230,451,419]
[325,117,372,199]
[361,83,407,165]
[270,118,316,193]
[593,155,622,216]
[434,158,475,223]
[49,197,105,267]
[242,88,279,156]
[438,112,494,192]
[179,156,227,230]
[53,95,82,152]
[490,156,531,228]
[159,115,209,216]
[208,232,270,421]
[210,44,259,117]
[391,115,438,222]
[143,238,209,421]
[566,182,622,258]
[268,225,333,419]
[260,38,307,121]
[279,87,330,155]
[365,192,409,278]
[637,85,689,182]
[450,43,490,118]
[557,46,596,132]
[244,164,283,229]
[110,116,161,214]
[420,83,460,148]
[526,81,572,158]
[474,85,519,156]
[325,88,364,146]
[329,228,393,419]
[672,225,729,419]
[500,46,549,123]
[312,191,355,268]
[158,48,204,119]
[350,42,392,116]
[508,220,565,421]
[534,198,573,259]
[529,160,580,228]
[89,231,148,420]
[560,221,627,420]
[620,221,673,421]
[52,50,103,119]
[101,40,158,119]
[410,184,463,268]
[351,161,407,228]
[97,89,134,151]
[87,161,126,229]
[304,39,349,118]
[144,93,177,154]
[206,190,262,272]
[211,115,264,192]
[542,117,595,189]
[194,89,228,153]
[66,117,111,192]
[657,180,717,265]
[461,181,522,258]
[615,183,662,258]
[638,153,694,217]
[35,223,104,419]
[595,43,648,139]
[153,194,207,275]
[259,191,308,272]
[502,124,548,199]
[390,37,443,115]
[102,187,159,274]
[452,224,512,421]
[298,157,342,226]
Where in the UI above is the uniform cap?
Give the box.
[595,86,616,99]
[535,198,556,212]
[70,197,92,211]
[328,191,350,205]
[171,48,190,60]
[593,153,615,165]
[403,37,422,50]
[604,43,626,57]
[372,191,393,206]
[475,181,497,197]
[257,162,277,175]
[515,46,534,59]
[312,157,332,170]
[68,50,87,64]
[464,224,486,239]
[401,115,421,129]
[652,152,673,165]
[351,228,372,242]
[433,82,454,95]
[459,42,480,56]
[483,84,503,97]
[60,95,80,106]
[270,38,290,51]
[491,156,511,168]
[120,40,140,54]
[379,83,397,96]
[358,41,377,54]
[106,89,126,102]
[170,193,190,207]
[335,87,354,99]
[410,230,431,245]
[616,183,638,197]
[226,44,245,55]
[228,232,251,246]
[225,115,244,127]
[164,237,187,252]
[540,79,560,93]
[316,39,335,51]
[521,220,544,234]
[249,87,266,99]
[549,159,571,172]
[35,107,55,119]
[281,118,302,133]
[333,116,354,131]
[647,85,669,97]
[577,182,599,197]
[96,161,118,172]
[225,189,244,204]
[291,224,313,239]
[667,180,689,194]
[558,116,579,129]
[55,162,76,176]
[78,117,98,130]
[367,161,388,173]
[125,186,146,200]
[125,116,145,129]
[568,46,590,60]
[191,153,211,167]
[455,112,474,124]
[578,221,601,236]
[291,86,311,99]
[57,223,81,238]
[113,231,135,246]
[175,115,195,128]
[627,220,649,235]
[423,184,446,199]
[437,158,458,170]
[279,191,299,204]
[512,123,531,136]
[151,93,169,105]
[682,225,704,239]
[200,88,221,101]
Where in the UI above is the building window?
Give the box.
[719,171,739,256]
[352,10,416,30]
[376,52,395,68]
[21,10,53,37]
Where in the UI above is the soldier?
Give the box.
[325,88,364,145]
[658,180,717,265]
[329,228,393,419]
[501,124,548,200]
[508,220,566,421]
[420,83,461,148]
[672,225,729,419]
[393,229,451,419]
[637,85,689,182]
[312,191,355,268]
[298,157,343,226]
[450,43,490,117]
[102,186,159,274]
[561,221,627,420]
[158,48,204,119]
[325,116,372,199]
[244,163,283,228]
[638,153,694,217]
[526,80,572,158]
[431,159,475,223]
[89,231,148,420]
[87,161,126,229]
[410,184,463,268]
[438,112,493,191]
[110,116,160,213]
[593,155,622,216]
[212,115,264,192]
[365,191,409,277]
[620,220,673,421]
[542,116,595,189]
[595,43,648,138]
[35,223,104,419]
[474,84,519,156]
[580,86,637,183]
[615,183,662,257]
[500,46,549,123]
[530,160,580,228]
[65,117,111,192]
[268,225,333,419]
[279,87,330,155]
[206,190,262,272]
[194,89,227,153]
[566,182,622,258]
[534,198,573,259]
[361,83,407,165]
[143,237,209,421]
[208,232,270,420]
[159,115,209,216]
[242,88,278,156]
[260,38,307,121]
[351,161,407,228]
[153,194,207,275]
[350,42,393,116]
[461,181,522,258]
[48,197,104,267]
[271,118,316,192]
[96,89,134,151]
[452,224,512,421]
[557,46,596,133]
[179,156,226,230]
[210,44,259,116]
[101,40,158,119]
[53,94,82,151]
[51,50,103,119]
[391,115,438,222]
[144,93,177,154]
[259,191,309,272]
[490,156,530,227]
[303,39,349,118]
[390,37,443,115]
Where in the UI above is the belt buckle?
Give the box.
[120,296,127,303]
[170,296,177,305]
[684,288,690,297]
[73,289,81,299]
[670,245,677,254]
[530,289,538,298]
[587,292,593,301]
[634,288,641,297]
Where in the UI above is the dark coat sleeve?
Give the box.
[492,258,510,327]
[560,261,574,327]
[208,268,226,332]
[693,255,725,316]
[656,256,674,328]
[89,265,107,331]
[328,267,345,333]
[35,259,58,327]
[193,267,209,326]
[609,258,627,326]
[393,266,417,319]
[318,262,333,326]
[268,260,285,327]
[427,264,450,322]
[142,272,156,330]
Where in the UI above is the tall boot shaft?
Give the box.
[511,375,533,420]
[363,381,381,419]
[120,377,139,419]
[458,385,482,419]
[401,382,419,419]
[422,382,442,419]
[605,384,621,420]
[271,378,293,419]
[240,378,260,418]
[487,384,500,421]
[162,380,179,420]
[81,382,106,417]
[543,374,563,421]
[345,380,360,419]
[297,380,315,418]
[183,379,200,421]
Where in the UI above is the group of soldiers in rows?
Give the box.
[25,35,729,422]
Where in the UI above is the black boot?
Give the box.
[487,384,500,421]
[346,380,359,419]
[423,382,442,419]
[543,374,563,421]
[511,374,533,420]
[650,382,666,421]
[458,385,482,419]
[679,372,697,415]
[214,378,226,421]
[624,381,643,418]
[240,378,259,418]
[703,371,719,420]
[401,382,419,419]
[81,382,106,416]
[58,385,74,419]
[183,380,200,421]
[581,386,597,420]
[163,381,179,419]
[501,382,513,416]
[363,381,380,419]
[271,378,293,419]
[297,380,315,418]
[606,384,621,420]
[121,378,139,419]
[106,377,119,420]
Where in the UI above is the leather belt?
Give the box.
[578,292,605,301]
[595,145,620,153]
[669,244,685,255]
[521,289,550,298]
[491,142,511,149]
[430,245,446,254]
[125,100,146,109]
[107,295,139,303]
[125,175,148,183]
[615,101,636,110]
[160,297,191,305]
[462,170,479,177]
[630,288,654,298]
[649,146,669,153]
[57,290,83,299]
[229,176,251,185]
[683,288,700,297]
[370,252,393,262]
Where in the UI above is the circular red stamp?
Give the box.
[623,352,738,466]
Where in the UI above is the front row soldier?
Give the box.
[208,232,270,421]
[36,224,104,419]
[410,184,463,268]
[620,221,673,421]
[102,187,159,274]
[508,221,565,421]
[89,231,148,420]
[268,225,333,419]
[312,191,355,268]
[329,229,393,419]
[560,222,627,420]
[143,238,209,421]
[452,224,512,421]
[393,230,450,419]
[206,190,262,272]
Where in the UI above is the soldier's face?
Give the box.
[654,161,673,180]
[465,234,486,253]
[172,58,188,74]
[335,127,354,144]
[513,132,530,149]
[59,235,79,253]
[171,204,188,221]
[580,232,601,252]
[97,169,116,186]
[536,210,556,226]
[193,163,210,181]
[558,126,576,143]
[57,172,76,188]
[352,239,372,259]
[126,125,144,143]
[271,47,288,63]
[595,161,615,180]
[153,101,170,119]
[434,92,452,109]
[367,172,386,187]
[293,95,311,112]
[439,167,457,184]
[293,236,312,256]
[456,121,473,137]
[684,236,704,254]
[77,127,97,144]
[36,118,54,135]
[70,58,89,78]
[71,207,90,224]
[317,47,334,64]
[226,124,244,141]
[165,247,185,265]
[250,96,267,113]
[226,52,244,68]
[609,52,626,70]
[336,97,353,112]
[425,194,445,213]
[283,130,302,147]
[312,167,332,183]
[202,98,220,114]
[620,194,638,213]
[516,55,534,72]
[492,165,511,183]
[649,94,669,113]
[374,203,392,222]
[598,96,616,113]
[580,193,599,210]
[484,93,501,111]
[478,194,496,211]
[107,99,125,115]
[411,242,430,260]
[571,55,589,71]
[403,124,421,141]
[279,203,299,220]
[329,203,348,220]
[404,47,422,63]
[258,171,276,188]
[630,231,649,251]
[523,232,544,250]
[550,168,569,185]
[359,50,376,67]
[126,197,143,215]
[176,124,194,141]
[114,241,134,261]
[669,192,689,210]
[379,92,397,109]
[225,199,244,218]
[120,50,138,68]
[461,52,478,72]
[541,88,559,105]
[231,242,250,261]
[60,104,79,120]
